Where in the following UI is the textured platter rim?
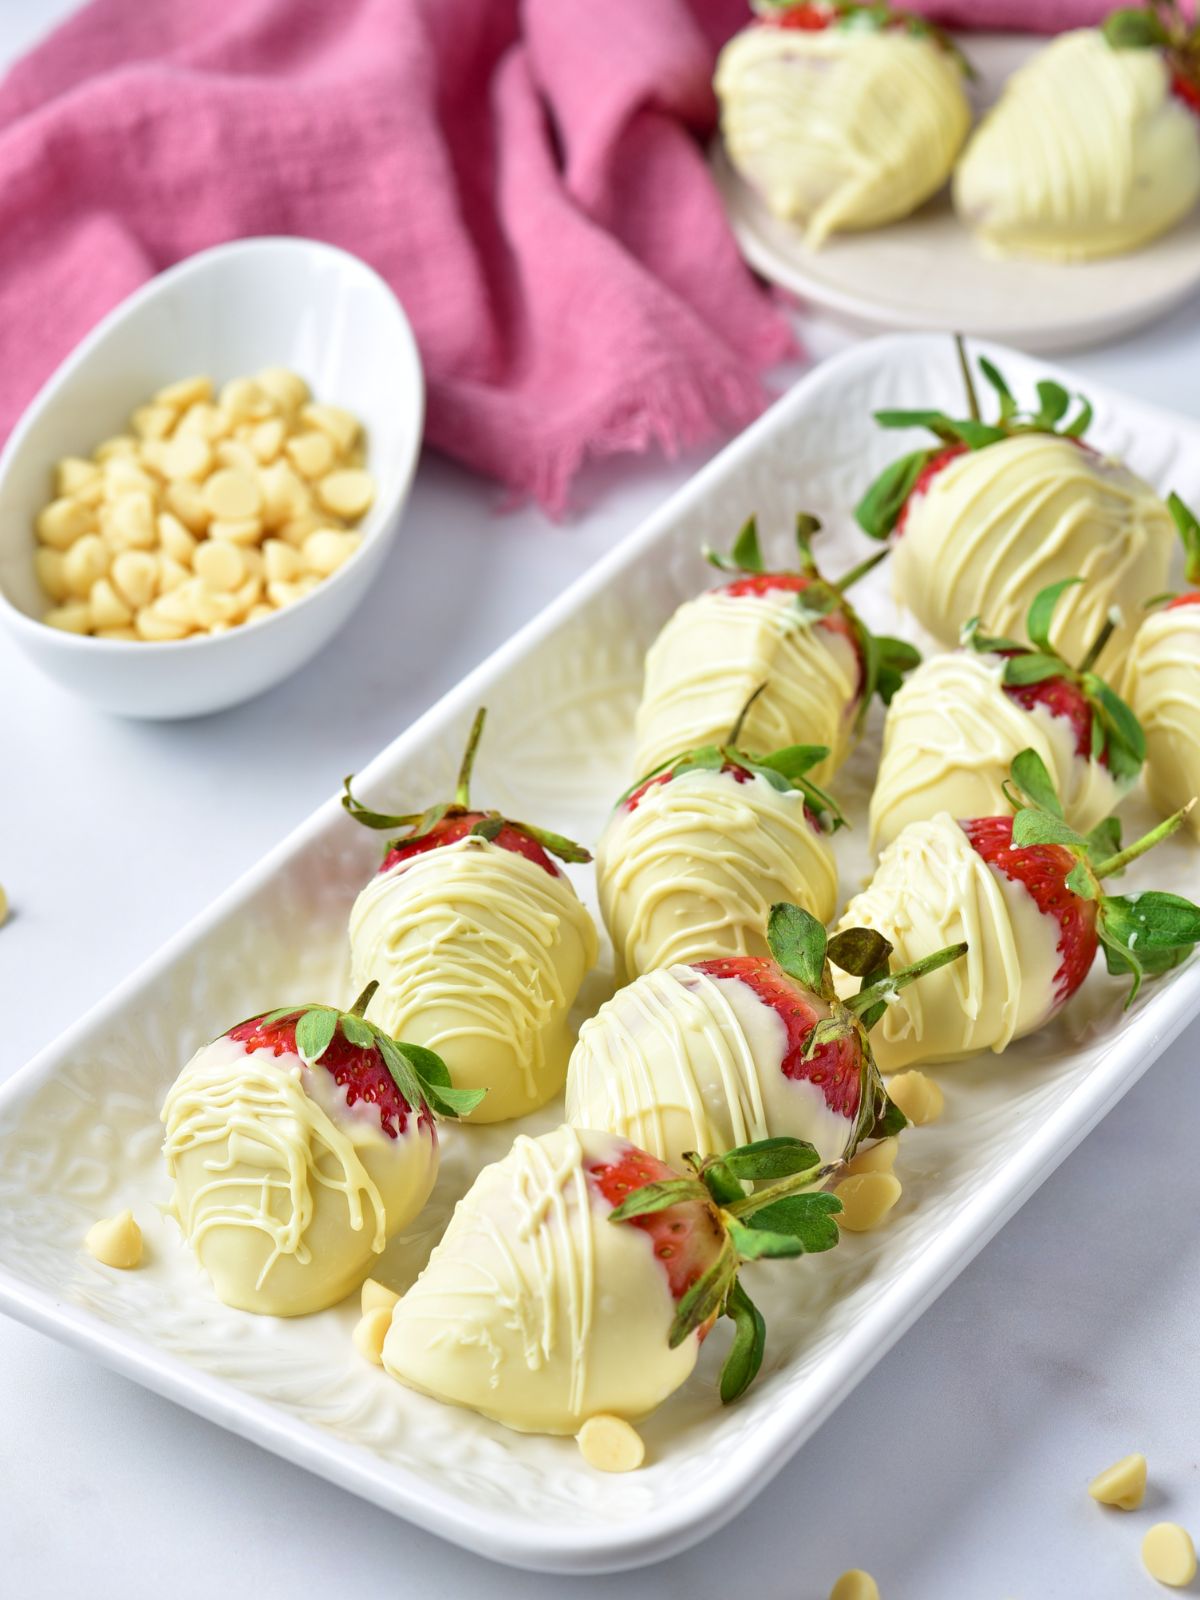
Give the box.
[3,335,1200,1573]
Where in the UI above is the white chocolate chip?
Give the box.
[177,401,230,442]
[256,365,310,414]
[131,403,176,440]
[830,1572,880,1600]
[135,602,190,641]
[214,439,259,476]
[301,402,359,454]
[94,435,137,461]
[219,376,267,421]
[62,533,110,598]
[245,602,275,623]
[316,468,374,520]
[258,460,309,529]
[164,481,211,533]
[44,603,92,634]
[84,1210,143,1268]
[89,576,133,630]
[103,457,159,500]
[302,529,361,577]
[194,539,246,592]
[158,555,191,594]
[158,432,212,483]
[208,515,264,546]
[157,512,197,565]
[111,550,159,610]
[835,1173,902,1232]
[107,491,157,551]
[56,456,100,497]
[286,429,335,479]
[361,1278,400,1316]
[576,1415,645,1473]
[34,547,69,602]
[845,1137,899,1178]
[36,497,93,549]
[262,537,301,583]
[886,1071,944,1127]
[203,467,262,521]
[248,417,286,463]
[1143,1523,1197,1588]
[1089,1452,1147,1511]
[352,1306,393,1366]
[155,374,213,410]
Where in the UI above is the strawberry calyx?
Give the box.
[1144,493,1200,610]
[606,1130,844,1403]
[231,981,486,1127]
[1003,748,1200,1005]
[704,512,921,723]
[341,706,592,877]
[962,577,1145,783]
[1103,2,1200,120]
[855,339,1094,540]
[619,717,846,835]
[752,0,973,73]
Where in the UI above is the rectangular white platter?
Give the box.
[3,332,1200,1576]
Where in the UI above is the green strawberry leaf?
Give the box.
[295,1007,338,1063]
[720,1280,766,1405]
[827,926,895,978]
[720,1136,821,1182]
[978,356,1017,422]
[1002,652,1064,687]
[1011,809,1089,852]
[668,1243,737,1347]
[741,1192,843,1253]
[767,902,828,992]
[1009,747,1064,818]
[1102,6,1170,48]
[1168,492,1200,586]
[422,1082,488,1117]
[705,515,764,575]
[1034,379,1070,428]
[1026,577,1081,654]
[1084,816,1123,864]
[727,1219,809,1260]
[854,448,935,540]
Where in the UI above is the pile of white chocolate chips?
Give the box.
[35,368,374,641]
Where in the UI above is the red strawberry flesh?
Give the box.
[1167,591,1200,610]
[588,1143,724,1313]
[959,815,1098,1005]
[1172,69,1200,118]
[228,1013,431,1140]
[894,443,969,535]
[763,4,833,28]
[379,812,557,877]
[693,955,863,1121]
[1002,667,1099,765]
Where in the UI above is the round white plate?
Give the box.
[712,32,1200,353]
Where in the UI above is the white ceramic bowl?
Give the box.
[0,237,424,719]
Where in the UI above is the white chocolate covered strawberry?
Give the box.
[598,730,842,982]
[870,580,1144,850]
[856,351,1175,682]
[841,753,1200,1071]
[382,1122,844,1434]
[1128,494,1200,836]
[161,986,477,1316]
[345,710,598,1123]
[566,903,963,1175]
[716,0,971,249]
[633,514,917,785]
[954,17,1200,262]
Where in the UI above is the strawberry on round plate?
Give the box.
[343,708,598,1124]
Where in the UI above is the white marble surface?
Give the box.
[5,3,1200,1595]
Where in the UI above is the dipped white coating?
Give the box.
[1128,603,1200,834]
[598,765,837,980]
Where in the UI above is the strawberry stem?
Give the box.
[728,683,768,748]
[1078,611,1118,676]
[725,1158,846,1222]
[955,332,980,422]
[833,546,890,594]
[1092,801,1195,881]
[347,980,379,1019]
[843,939,969,1022]
[455,707,487,808]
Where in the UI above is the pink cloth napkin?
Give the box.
[0,0,1115,515]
